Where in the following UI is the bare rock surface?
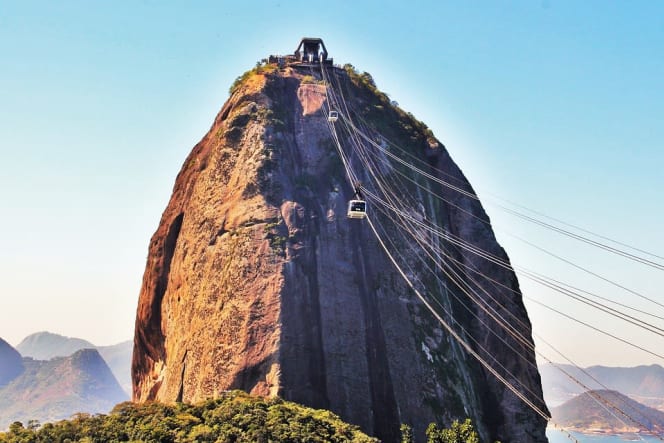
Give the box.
[132,64,548,443]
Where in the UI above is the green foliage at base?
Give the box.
[0,391,378,443]
[425,419,481,443]
[400,418,500,443]
[400,423,414,443]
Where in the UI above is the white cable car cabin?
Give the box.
[347,199,367,219]
[328,111,339,122]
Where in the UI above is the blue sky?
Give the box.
[0,1,662,367]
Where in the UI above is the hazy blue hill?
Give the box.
[15,331,132,396]
[0,338,23,387]
[587,365,664,398]
[539,363,587,406]
[96,340,132,396]
[551,389,664,434]
[0,348,128,429]
[540,363,664,409]
[16,331,95,361]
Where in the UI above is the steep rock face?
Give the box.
[132,64,547,442]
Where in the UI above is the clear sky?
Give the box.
[1,1,662,368]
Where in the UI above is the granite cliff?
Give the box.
[132,54,548,442]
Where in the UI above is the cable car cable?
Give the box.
[348,108,664,265]
[322,62,664,440]
[342,108,664,271]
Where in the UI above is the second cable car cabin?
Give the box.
[347,199,366,219]
[347,185,367,219]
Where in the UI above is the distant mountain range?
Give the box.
[539,363,664,410]
[16,331,132,395]
[0,332,133,429]
[0,347,127,429]
[551,389,664,434]
[16,331,95,361]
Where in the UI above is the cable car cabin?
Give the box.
[347,199,367,219]
[328,111,338,122]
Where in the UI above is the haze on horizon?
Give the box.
[1,1,662,369]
